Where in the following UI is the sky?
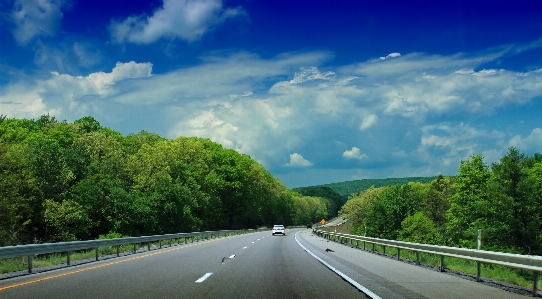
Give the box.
[1,0,542,188]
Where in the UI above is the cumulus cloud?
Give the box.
[9,0,67,46]
[289,67,335,84]
[286,153,313,167]
[110,0,245,43]
[343,147,368,160]
[3,43,542,186]
[509,128,542,153]
[419,123,506,161]
[47,61,153,97]
[0,61,153,120]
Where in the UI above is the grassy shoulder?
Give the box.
[320,220,541,292]
[0,237,201,275]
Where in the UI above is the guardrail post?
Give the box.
[363,241,366,250]
[440,255,444,272]
[159,240,162,249]
[416,251,419,265]
[67,250,71,265]
[95,248,99,261]
[383,245,386,256]
[372,243,375,252]
[397,248,400,260]
[533,271,538,297]
[476,262,481,282]
[148,242,151,251]
[28,255,33,273]
[116,245,120,257]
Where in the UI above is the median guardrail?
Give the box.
[314,229,542,297]
[0,229,264,274]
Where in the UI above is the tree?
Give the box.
[339,186,382,234]
[362,185,417,239]
[44,199,89,242]
[398,212,443,245]
[446,154,506,249]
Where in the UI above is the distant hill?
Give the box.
[299,177,438,198]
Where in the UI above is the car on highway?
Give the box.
[272,225,286,235]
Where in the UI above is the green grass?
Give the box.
[342,238,541,291]
[0,237,197,274]
[0,233,239,275]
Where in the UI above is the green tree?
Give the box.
[398,212,443,245]
[446,154,507,249]
[44,199,89,241]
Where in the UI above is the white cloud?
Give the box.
[0,61,152,120]
[342,147,368,160]
[289,67,335,84]
[359,114,378,130]
[286,153,313,167]
[110,0,245,44]
[46,61,153,98]
[509,128,542,153]
[10,0,67,46]
[3,45,542,187]
[380,52,401,60]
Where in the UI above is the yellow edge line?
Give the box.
[0,236,232,291]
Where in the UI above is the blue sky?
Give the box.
[1,0,542,188]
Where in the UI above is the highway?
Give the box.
[0,228,529,298]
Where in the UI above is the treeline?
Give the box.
[315,176,437,199]
[340,148,542,256]
[0,115,332,246]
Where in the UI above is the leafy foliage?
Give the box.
[0,115,319,246]
[313,176,438,199]
[340,148,542,256]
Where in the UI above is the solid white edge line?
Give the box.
[294,233,382,299]
[195,272,213,283]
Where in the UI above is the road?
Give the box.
[0,228,530,298]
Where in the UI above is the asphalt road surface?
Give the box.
[0,228,530,298]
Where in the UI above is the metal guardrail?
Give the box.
[0,229,264,274]
[315,229,542,297]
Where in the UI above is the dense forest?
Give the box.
[313,176,438,199]
[0,115,332,246]
[340,148,542,256]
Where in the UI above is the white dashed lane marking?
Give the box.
[195,272,213,283]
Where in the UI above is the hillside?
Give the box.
[302,177,439,198]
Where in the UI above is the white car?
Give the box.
[272,225,286,236]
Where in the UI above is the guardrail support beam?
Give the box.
[67,250,71,265]
[28,255,32,273]
[440,255,444,272]
[95,248,99,261]
[533,271,538,297]
[476,261,481,282]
